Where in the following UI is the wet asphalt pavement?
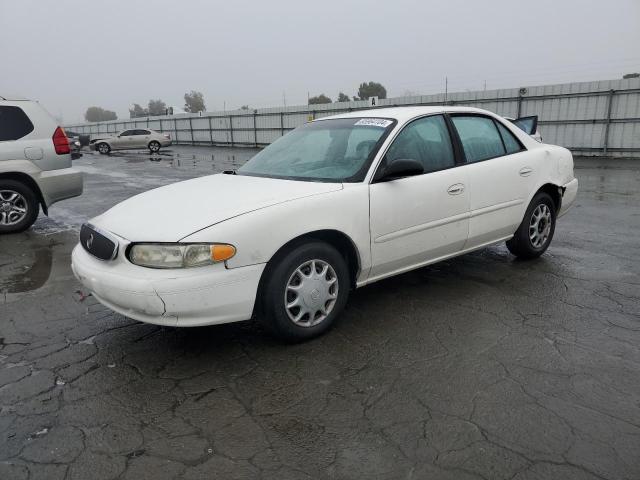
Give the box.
[1,146,639,480]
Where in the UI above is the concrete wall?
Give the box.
[66,78,640,157]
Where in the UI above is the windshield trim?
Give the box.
[236,116,398,183]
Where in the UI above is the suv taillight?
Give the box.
[53,126,70,155]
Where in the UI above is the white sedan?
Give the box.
[71,106,578,341]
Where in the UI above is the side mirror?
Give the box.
[377,158,424,182]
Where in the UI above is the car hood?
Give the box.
[92,174,343,242]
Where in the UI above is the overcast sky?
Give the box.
[1,0,638,123]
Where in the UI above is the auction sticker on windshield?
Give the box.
[354,118,393,128]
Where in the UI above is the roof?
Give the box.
[0,94,30,101]
[322,105,497,122]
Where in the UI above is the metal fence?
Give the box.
[66,77,640,157]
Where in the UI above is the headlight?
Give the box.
[128,243,236,269]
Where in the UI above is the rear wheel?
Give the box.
[0,180,39,234]
[506,192,556,259]
[97,143,110,154]
[148,141,161,153]
[260,241,350,342]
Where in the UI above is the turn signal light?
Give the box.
[211,244,236,262]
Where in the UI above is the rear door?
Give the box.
[133,129,151,148]
[449,114,541,248]
[368,114,469,281]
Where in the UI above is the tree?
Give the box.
[184,91,206,113]
[337,92,350,103]
[356,81,387,100]
[240,105,250,110]
[129,103,148,118]
[308,94,332,105]
[148,99,167,116]
[85,106,117,122]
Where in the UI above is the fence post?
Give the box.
[229,115,234,147]
[603,89,615,156]
[516,90,524,118]
[253,112,258,147]
[173,118,178,145]
[280,112,285,137]
[188,116,194,145]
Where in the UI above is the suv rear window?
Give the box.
[0,106,35,141]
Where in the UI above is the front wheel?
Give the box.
[260,242,350,342]
[97,143,110,155]
[148,141,161,153]
[506,192,556,259]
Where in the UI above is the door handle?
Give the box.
[519,167,533,177]
[447,183,465,195]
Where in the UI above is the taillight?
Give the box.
[53,126,70,155]
[163,134,170,139]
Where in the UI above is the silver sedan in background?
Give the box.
[91,129,172,154]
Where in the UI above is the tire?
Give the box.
[0,180,39,234]
[97,143,111,155]
[148,141,161,153]
[260,241,350,342]
[506,192,556,259]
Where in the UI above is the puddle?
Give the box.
[0,247,53,293]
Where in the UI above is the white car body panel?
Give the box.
[72,106,578,327]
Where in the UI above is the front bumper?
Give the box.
[71,243,265,327]
[558,178,579,217]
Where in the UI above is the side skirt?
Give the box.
[356,235,514,288]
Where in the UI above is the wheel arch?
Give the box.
[251,229,362,319]
[536,183,563,213]
[0,172,48,215]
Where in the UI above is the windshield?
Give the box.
[237,117,396,182]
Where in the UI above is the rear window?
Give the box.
[496,122,524,154]
[0,106,35,141]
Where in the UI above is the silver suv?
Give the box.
[0,95,83,233]
[90,129,172,154]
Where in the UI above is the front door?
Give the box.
[114,130,136,149]
[368,114,469,282]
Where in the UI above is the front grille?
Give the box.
[80,223,119,261]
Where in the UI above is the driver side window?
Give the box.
[385,115,455,174]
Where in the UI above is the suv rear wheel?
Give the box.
[0,179,39,233]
